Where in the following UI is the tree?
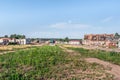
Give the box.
[10,34,17,39]
[10,34,26,39]
[4,35,8,38]
[114,33,120,39]
[59,38,64,42]
[20,35,26,39]
[64,37,69,42]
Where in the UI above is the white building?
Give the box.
[0,38,10,45]
[9,38,16,43]
[16,39,26,45]
[69,40,81,45]
[0,39,3,43]
[118,39,120,48]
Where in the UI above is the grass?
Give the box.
[0,45,67,80]
[68,47,120,65]
[0,45,114,80]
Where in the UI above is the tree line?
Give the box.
[4,34,26,39]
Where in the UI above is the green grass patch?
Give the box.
[68,47,120,65]
[0,46,67,80]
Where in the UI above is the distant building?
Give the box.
[69,40,81,45]
[0,37,27,45]
[9,38,16,43]
[84,34,114,41]
[16,39,26,45]
[118,39,120,48]
[26,38,31,44]
[50,39,55,43]
[83,34,117,48]
[63,42,68,44]
[0,38,10,45]
[0,38,17,45]
[105,39,117,48]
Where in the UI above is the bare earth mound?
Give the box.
[85,58,120,80]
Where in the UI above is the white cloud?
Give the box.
[102,16,113,23]
[50,22,91,29]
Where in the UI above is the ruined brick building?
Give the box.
[83,34,117,48]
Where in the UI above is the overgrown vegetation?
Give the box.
[68,47,120,65]
[0,46,68,80]
[0,46,114,80]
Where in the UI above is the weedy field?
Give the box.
[0,45,113,80]
[68,47,120,65]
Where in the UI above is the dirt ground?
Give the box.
[61,45,120,80]
[85,58,120,80]
[0,44,43,55]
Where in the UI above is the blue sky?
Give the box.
[0,0,120,38]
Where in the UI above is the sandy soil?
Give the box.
[85,58,120,80]
[0,44,43,55]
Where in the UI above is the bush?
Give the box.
[8,42,18,45]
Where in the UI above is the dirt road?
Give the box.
[61,46,120,80]
[85,58,120,80]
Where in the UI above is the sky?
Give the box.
[0,0,120,38]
